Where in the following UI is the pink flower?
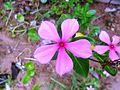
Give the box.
[94,31,120,61]
[103,71,110,77]
[87,85,94,90]
[34,19,92,76]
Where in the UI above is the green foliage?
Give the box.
[71,71,100,90]
[4,1,12,10]
[32,84,41,90]
[27,27,40,42]
[43,0,79,18]
[25,61,35,71]
[104,65,117,76]
[95,69,106,78]
[93,52,118,76]
[93,52,108,62]
[0,10,5,16]
[43,2,96,33]
[73,3,96,31]
[71,74,80,90]
[73,58,89,78]
[22,61,35,84]
[86,0,94,3]
[27,70,35,77]
[67,51,89,78]
[87,10,96,17]
[88,26,100,37]
[21,75,31,84]
[15,13,25,22]
[71,36,95,44]
[91,78,100,88]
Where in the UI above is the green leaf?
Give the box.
[32,84,41,90]
[21,75,31,84]
[27,70,35,77]
[25,61,35,71]
[93,52,117,76]
[71,74,79,89]
[67,51,89,77]
[84,3,90,12]
[4,2,12,10]
[88,26,100,37]
[91,78,100,88]
[43,11,51,18]
[86,0,93,3]
[87,10,96,17]
[15,13,24,22]
[104,65,117,76]
[28,27,40,42]
[71,36,95,44]
[93,52,108,62]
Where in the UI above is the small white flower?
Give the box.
[6,83,11,90]
[87,85,94,90]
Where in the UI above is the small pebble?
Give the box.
[30,20,37,27]
[105,7,117,13]
[117,6,120,10]
[111,28,115,31]
[40,0,47,4]
[25,6,30,11]
[112,23,115,28]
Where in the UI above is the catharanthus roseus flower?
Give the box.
[34,19,92,76]
[94,31,120,61]
[86,85,94,90]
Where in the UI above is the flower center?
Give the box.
[59,41,65,48]
[109,44,114,49]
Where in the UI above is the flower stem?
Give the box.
[50,77,66,89]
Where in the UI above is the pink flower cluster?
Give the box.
[34,19,92,76]
[94,31,120,61]
[34,18,120,76]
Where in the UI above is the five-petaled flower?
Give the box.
[94,31,120,61]
[34,19,92,76]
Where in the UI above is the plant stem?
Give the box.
[50,77,66,89]
[89,57,101,63]
[6,9,12,26]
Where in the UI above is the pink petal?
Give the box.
[109,50,119,61]
[66,39,92,58]
[38,21,60,42]
[112,35,120,45]
[61,19,79,41]
[103,71,110,77]
[34,44,58,64]
[115,46,120,54]
[56,48,73,76]
[99,31,111,45]
[94,45,109,54]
